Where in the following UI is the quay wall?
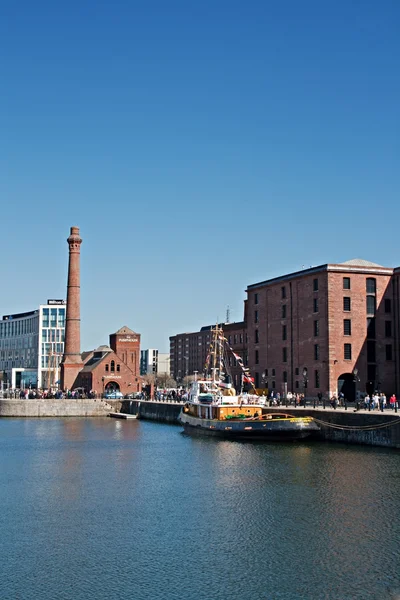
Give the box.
[2,399,399,448]
[122,400,181,423]
[0,398,118,418]
[283,408,400,449]
[129,402,400,449]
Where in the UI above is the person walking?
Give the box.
[390,394,397,410]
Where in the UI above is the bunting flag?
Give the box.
[225,341,257,393]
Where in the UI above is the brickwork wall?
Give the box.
[110,331,141,376]
[169,320,247,386]
[246,265,396,399]
[247,269,328,396]
[327,271,395,396]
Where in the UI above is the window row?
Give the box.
[105,360,121,373]
[342,277,377,293]
[343,296,391,314]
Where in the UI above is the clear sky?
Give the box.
[2,0,399,352]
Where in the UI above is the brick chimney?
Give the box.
[60,226,84,390]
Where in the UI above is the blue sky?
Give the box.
[1,0,399,352]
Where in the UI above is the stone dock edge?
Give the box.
[1,399,399,449]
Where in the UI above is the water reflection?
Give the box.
[0,419,399,600]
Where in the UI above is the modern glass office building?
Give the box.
[0,300,66,390]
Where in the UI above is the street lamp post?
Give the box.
[302,368,308,407]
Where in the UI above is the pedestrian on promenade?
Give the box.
[390,394,397,410]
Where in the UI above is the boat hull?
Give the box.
[179,412,319,441]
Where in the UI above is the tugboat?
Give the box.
[178,325,319,441]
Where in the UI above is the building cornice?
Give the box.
[247,263,393,291]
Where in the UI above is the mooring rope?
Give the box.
[312,416,400,432]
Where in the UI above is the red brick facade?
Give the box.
[109,327,140,376]
[75,326,143,395]
[169,318,247,390]
[246,261,396,400]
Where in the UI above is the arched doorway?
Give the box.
[337,373,355,402]
[105,381,120,392]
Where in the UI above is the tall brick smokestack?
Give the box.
[60,226,83,391]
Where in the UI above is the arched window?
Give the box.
[117,364,120,372]
[105,364,109,372]
[111,360,115,372]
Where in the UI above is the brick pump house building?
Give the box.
[75,326,142,396]
[246,259,396,401]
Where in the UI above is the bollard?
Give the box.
[313,399,316,409]
[344,401,347,411]
[380,403,383,412]
[368,402,371,412]
[323,399,326,409]
[395,403,398,413]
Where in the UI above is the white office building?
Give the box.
[140,349,170,376]
[0,300,66,390]
[157,353,170,375]
[140,349,158,375]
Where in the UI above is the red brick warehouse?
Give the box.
[245,259,395,401]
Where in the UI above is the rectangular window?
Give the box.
[385,299,391,313]
[50,308,57,327]
[343,277,351,290]
[314,320,319,337]
[386,344,393,361]
[295,367,299,376]
[42,308,49,328]
[282,348,287,362]
[385,321,392,337]
[344,343,352,360]
[255,372,259,388]
[313,298,318,313]
[254,310,258,323]
[272,380,276,389]
[272,369,275,376]
[366,295,376,316]
[265,369,268,377]
[255,350,259,364]
[367,318,376,339]
[344,319,351,336]
[315,370,320,388]
[255,329,259,344]
[283,371,288,383]
[314,344,319,360]
[367,341,376,363]
[295,381,299,389]
[281,286,286,299]
[366,278,376,294]
[282,305,287,319]
[254,293,258,305]
[282,325,287,341]
[343,297,351,311]
[313,278,318,291]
